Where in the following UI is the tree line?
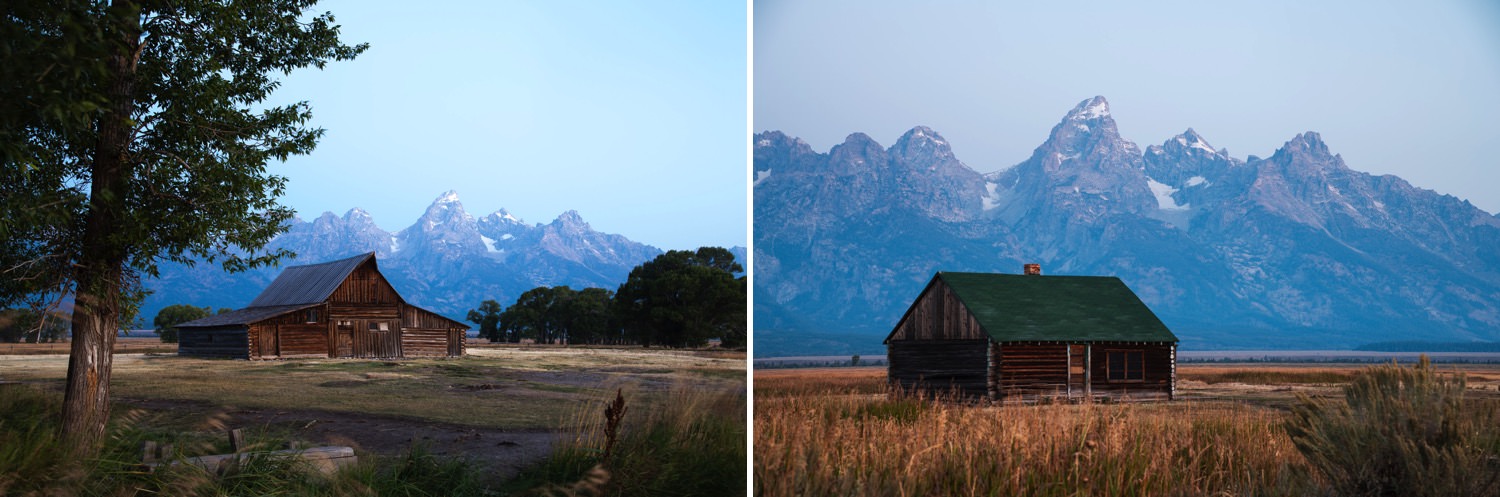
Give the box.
[467,247,745,349]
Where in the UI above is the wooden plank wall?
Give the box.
[995,344,1071,400]
[402,329,450,357]
[402,306,463,357]
[178,327,250,359]
[276,323,328,358]
[888,281,986,341]
[1087,344,1174,401]
[329,263,400,305]
[887,339,989,397]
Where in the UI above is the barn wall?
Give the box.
[994,343,1071,400]
[329,262,401,305]
[887,339,988,397]
[178,326,249,359]
[402,306,464,357]
[276,323,329,358]
[1088,343,1175,401]
[402,329,451,357]
[887,281,986,341]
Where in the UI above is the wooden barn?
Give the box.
[176,252,467,359]
[884,266,1178,402]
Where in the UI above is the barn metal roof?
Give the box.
[888,271,1178,344]
[247,252,376,307]
[174,303,320,328]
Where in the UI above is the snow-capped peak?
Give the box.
[1174,128,1219,155]
[1068,96,1110,120]
[488,208,523,224]
[435,190,461,204]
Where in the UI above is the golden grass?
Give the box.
[754,368,1321,496]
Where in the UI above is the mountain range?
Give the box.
[142,191,745,325]
[754,96,1500,356]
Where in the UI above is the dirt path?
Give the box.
[118,397,561,480]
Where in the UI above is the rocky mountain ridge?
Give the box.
[754,96,1500,355]
[142,191,741,323]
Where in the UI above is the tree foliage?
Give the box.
[466,299,503,343]
[613,247,745,348]
[0,308,69,343]
[0,0,364,453]
[151,304,210,343]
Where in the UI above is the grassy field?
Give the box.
[0,345,746,495]
[754,363,1500,496]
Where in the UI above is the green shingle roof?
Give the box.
[920,271,1177,343]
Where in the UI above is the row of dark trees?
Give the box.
[469,247,746,349]
[0,308,69,343]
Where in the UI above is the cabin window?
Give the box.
[1107,350,1144,381]
[369,322,390,332]
[305,310,319,323]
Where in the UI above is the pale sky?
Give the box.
[755,0,1500,215]
[267,1,748,251]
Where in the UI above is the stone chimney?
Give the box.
[1024,263,1041,276]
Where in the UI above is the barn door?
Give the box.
[334,320,354,358]
[353,319,401,358]
[1068,344,1086,399]
[258,326,279,358]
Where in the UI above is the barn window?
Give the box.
[305,310,319,323]
[369,322,390,332]
[1107,350,1144,381]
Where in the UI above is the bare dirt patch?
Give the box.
[115,397,557,480]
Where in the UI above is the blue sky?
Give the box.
[267,1,747,251]
[755,0,1500,215]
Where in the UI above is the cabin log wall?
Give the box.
[178,327,250,359]
[994,344,1071,400]
[887,339,988,397]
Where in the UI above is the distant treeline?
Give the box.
[755,358,889,369]
[1354,341,1500,352]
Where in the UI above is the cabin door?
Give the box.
[258,326,279,358]
[1068,345,1087,399]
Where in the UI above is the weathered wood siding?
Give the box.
[1087,343,1174,401]
[994,343,1071,400]
[329,262,400,305]
[178,326,250,359]
[887,339,988,397]
[887,280,986,341]
[402,306,463,357]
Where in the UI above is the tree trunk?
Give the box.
[60,1,140,456]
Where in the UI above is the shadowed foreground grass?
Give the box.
[504,382,747,496]
[757,363,1500,496]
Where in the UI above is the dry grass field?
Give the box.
[754,363,1500,496]
[0,345,745,483]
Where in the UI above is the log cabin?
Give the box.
[884,266,1178,402]
[176,252,467,359]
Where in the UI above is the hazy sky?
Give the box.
[267,1,747,250]
[755,0,1500,215]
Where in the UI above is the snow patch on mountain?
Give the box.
[1147,178,1189,210]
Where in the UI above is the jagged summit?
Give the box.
[434,190,462,204]
[1066,95,1111,121]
